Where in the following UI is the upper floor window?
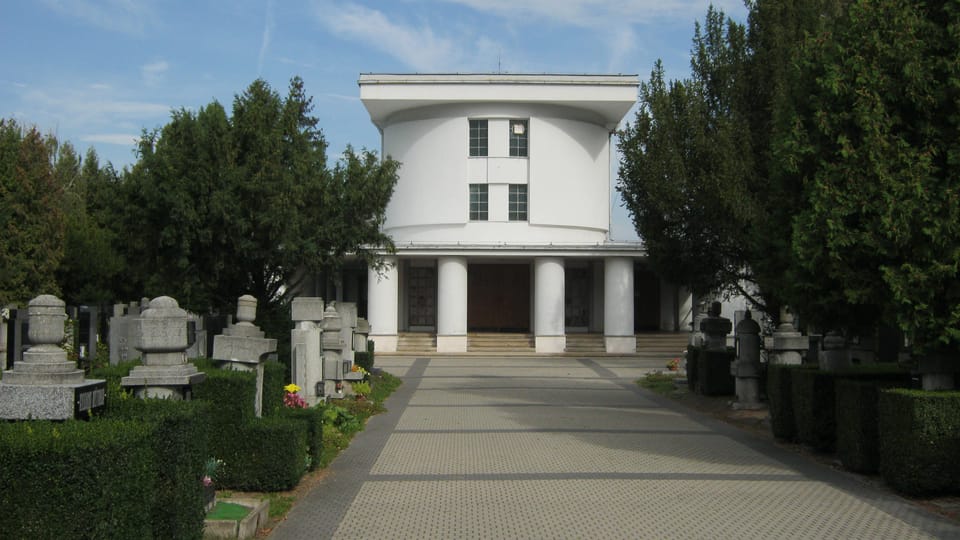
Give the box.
[509,184,528,221]
[509,120,528,157]
[469,184,488,221]
[469,119,488,157]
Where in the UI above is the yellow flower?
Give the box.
[284,383,301,393]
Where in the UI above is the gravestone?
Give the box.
[770,306,807,365]
[321,304,346,399]
[732,310,763,409]
[121,296,205,399]
[212,295,277,416]
[290,297,324,405]
[108,302,141,365]
[0,295,105,419]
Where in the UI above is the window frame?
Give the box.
[469,184,489,221]
[469,119,488,157]
[509,119,528,157]
[509,184,528,221]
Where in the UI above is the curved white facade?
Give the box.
[358,74,679,353]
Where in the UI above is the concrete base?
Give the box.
[437,335,467,353]
[0,379,106,420]
[535,335,565,354]
[370,334,398,353]
[122,365,205,400]
[604,336,636,354]
[204,498,269,540]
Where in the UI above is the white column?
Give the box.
[367,256,399,352]
[534,257,565,353]
[604,257,636,353]
[437,256,468,352]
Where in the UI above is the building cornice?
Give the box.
[384,241,647,259]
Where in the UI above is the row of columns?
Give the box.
[367,256,636,353]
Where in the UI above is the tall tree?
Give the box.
[783,0,960,351]
[0,119,65,304]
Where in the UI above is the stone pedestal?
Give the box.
[291,297,324,405]
[212,295,277,416]
[121,296,205,400]
[732,310,763,410]
[770,306,807,365]
[819,331,850,371]
[0,295,105,419]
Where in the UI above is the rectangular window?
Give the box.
[509,119,528,157]
[469,119,488,157]
[509,184,528,221]
[469,184,488,221]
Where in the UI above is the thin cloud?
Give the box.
[81,133,140,145]
[40,0,155,35]
[313,1,459,72]
[258,0,275,76]
[141,60,169,86]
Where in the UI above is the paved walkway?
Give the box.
[269,356,960,539]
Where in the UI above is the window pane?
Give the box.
[470,184,488,221]
[470,120,488,157]
[509,184,527,221]
[509,120,528,157]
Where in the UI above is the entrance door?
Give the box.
[467,264,530,332]
[407,266,436,330]
[565,267,590,329]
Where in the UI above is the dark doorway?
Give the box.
[467,264,530,332]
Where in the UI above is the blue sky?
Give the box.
[0,0,747,241]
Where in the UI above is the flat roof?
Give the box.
[359,73,639,130]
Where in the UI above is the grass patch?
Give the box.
[638,371,684,396]
[207,502,251,521]
[266,493,296,519]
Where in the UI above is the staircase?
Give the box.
[397,333,436,352]
[467,333,535,353]
[564,333,606,354]
[634,332,690,355]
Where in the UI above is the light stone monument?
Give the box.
[0,295,106,419]
[820,331,850,371]
[120,296,205,399]
[290,297,324,405]
[700,301,731,351]
[212,295,277,416]
[321,304,346,399]
[354,317,370,355]
[770,306,808,365]
[732,310,763,409]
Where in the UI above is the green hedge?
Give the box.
[0,420,154,539]
[697,348,735,396]
[794,366,911,453]
[879,389,960,496]
[279,406,325,471]
[686,345,701,392]
[262,360,288,417]
[355,339,376,372]
[835,379,904,473]
[219,418,308,491]
[104,398,211,540]
[767,364,805,441]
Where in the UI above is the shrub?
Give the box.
[262,360,288,417]
[835,379,905,473]
[767,364,804,441]
[697,348,735,396]
[0,420,154,539]
[279,406,325,471]
[879,389,960,496]
[218,417,308,491]
[104,398,211,540]
[686,345,701,391]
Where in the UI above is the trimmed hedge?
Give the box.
[104,398,211,540]
[262,360,288,417]
[879,389,960,496]
[219,417,308,491]
[767,364,806,441]
[355,339,376,372]
[0,420,155,539]
[697,348,735,396]
[794,366,911,453]
[686,345,701,392]
[280,405,325,471]
[792,368,837,452]
[835,379,903,473]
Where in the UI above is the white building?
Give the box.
[350,73,688,353]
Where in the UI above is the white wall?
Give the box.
[381,104,611,245]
